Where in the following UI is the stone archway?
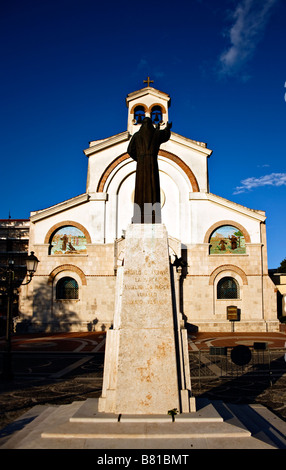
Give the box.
[96,150,200,193]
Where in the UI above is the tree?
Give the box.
[278,258,286,273]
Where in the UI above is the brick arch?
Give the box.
[148,103,167,114]
[209,265,248,286]
[129,103,167,115]
[48,264,87,285]
[44,221,91,244]
[159,150,199,192]
[96,150,199,193]
[130,103,149,114]
[203,220,251,244]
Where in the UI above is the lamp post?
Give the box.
[1,251,39,381]
[24,252,40,280]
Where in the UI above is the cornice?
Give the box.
[30,194,89,222]
[169,132,212,156]
[126,87,170,105]
[84,129,212,159]
[84,131,130,157]
[189,192,266,222]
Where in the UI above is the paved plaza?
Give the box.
[0,330,286,445]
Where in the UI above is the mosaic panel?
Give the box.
[50,226,87,255]
[209,225,246,254]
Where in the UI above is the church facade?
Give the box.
[18,84,279,332]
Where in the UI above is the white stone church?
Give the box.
[19,83,279,333]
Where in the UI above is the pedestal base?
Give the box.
[99,224,194,415]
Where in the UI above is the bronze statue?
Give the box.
[127,117,172,223]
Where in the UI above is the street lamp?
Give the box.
[0,251,39,381]
[23,251,39,285]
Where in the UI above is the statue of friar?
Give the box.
[127,117,172,223]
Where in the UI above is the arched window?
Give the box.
[217,277,239,299]
[56,277,79,300]
[151,105,162,124]
[134,106,145,124]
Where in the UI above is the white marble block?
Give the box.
[99,224,193,415]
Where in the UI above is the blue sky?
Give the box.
[0,0,285,268]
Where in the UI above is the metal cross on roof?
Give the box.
[143,76,154,87]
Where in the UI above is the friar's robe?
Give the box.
[127,119,171,223]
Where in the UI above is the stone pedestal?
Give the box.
[99,224,194,415]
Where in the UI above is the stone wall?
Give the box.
[18,242,116,332]
[182,238,278,332]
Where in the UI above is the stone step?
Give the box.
[0,401,83,449]
[221,401,286,449]
[37,398,255,448]
[70,397,223,423]
[41,398,250,440]
[41,420,251,440]
[0,405,51,448]
[1,398,285,449]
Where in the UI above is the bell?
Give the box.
[154,112,162,123]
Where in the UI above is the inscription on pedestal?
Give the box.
[124,268,169,305]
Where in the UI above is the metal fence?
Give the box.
[189,344,286,386]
